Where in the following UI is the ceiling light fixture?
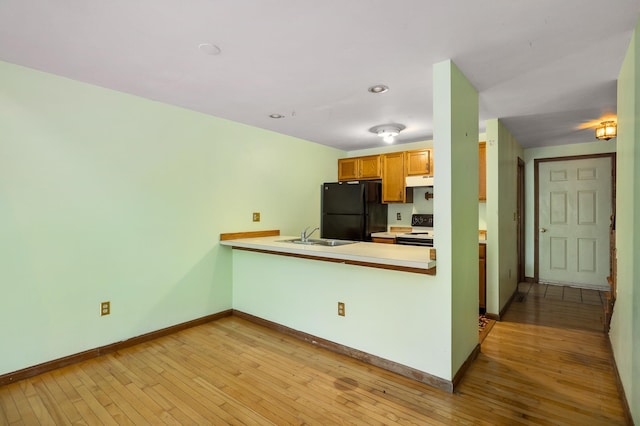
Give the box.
[595,120,617,140]
[368,84,389,94]
[369,124,406,144]
[269,113,285,119]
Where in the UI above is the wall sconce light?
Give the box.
[595,121,617,140]
[369,124,406,144]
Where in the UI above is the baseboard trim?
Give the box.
[499,286,519,319]
[606,337,634,425]
[0,309,233,387]
[485,285,520,321]
[232,310,455,393]
[2,308,477,395]
[452,344,481,390]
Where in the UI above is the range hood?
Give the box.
[406,175,434,187]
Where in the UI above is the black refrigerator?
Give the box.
[321,181,388,241]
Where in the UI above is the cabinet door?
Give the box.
[382,152,409,203]
[479,142,486,201]
[338,158,358,181]
[428,148,434,176]
[406,149,432,176]
[359,155,381,179]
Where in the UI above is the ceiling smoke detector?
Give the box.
[369,124,406,144]
[198,43,221,55]
[368,84,389,94]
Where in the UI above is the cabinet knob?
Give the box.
[540,228,547,233]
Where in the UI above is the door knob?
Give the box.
[540,228,547,233]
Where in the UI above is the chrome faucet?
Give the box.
[301,226,319,242]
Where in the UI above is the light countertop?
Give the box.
[373,232,487,245]
[220,235,436,272]
[371,232,406,238]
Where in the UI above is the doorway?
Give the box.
[534,154,616,290]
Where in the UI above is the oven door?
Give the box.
[395,237,434,247]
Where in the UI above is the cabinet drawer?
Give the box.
[372,237,396,244]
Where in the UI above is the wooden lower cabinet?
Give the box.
[372,237,396,244]
[479,243,486,310]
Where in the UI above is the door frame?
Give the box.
[517,157,525,283]
[533,153,616,283]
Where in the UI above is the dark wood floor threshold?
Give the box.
[0,309,233,387]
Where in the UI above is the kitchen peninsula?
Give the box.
[220,234,436,274]
[219,231,462,392]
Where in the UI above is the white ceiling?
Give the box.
[1,1,638,151]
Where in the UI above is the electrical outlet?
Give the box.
[396,212,401,220]
[338,302,345,316]
[101,301,110,316]
[252,212,260,222]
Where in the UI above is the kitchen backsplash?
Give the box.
[386,187,433,226]
[387,187,487,230]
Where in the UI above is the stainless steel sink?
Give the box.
[278,238,356,247]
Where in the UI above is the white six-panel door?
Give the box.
[538,157,611,290]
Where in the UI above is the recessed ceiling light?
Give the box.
[269,113,285,119]
[198,43,221,55]
[368,84,389,94]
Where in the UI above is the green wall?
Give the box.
[485,119,524,315]
[0,61,343,375]
[232,249,451,379]
[609,17,640,422]
[433,60,479,377]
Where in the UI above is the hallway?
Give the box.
[461,282,627,423]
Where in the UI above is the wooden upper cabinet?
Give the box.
[359,155,381,179]
[478,142,486,202]
[382,152,413,203]
[338,155,381,181]
[406,149,433,176]
[338,158,358,181]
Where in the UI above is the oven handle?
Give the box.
[395,239,434,247]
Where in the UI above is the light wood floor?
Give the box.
[0,284,627,425]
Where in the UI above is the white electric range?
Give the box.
[395,214,434,247]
